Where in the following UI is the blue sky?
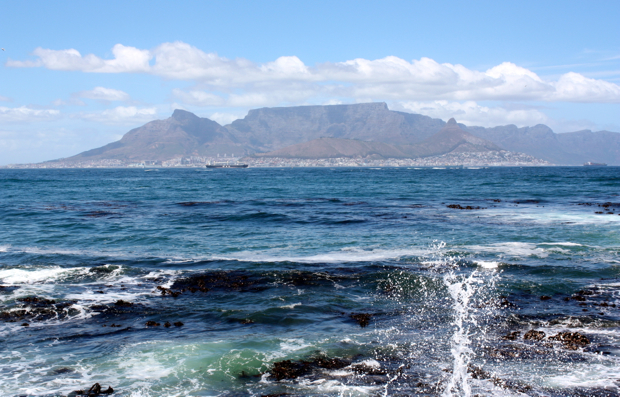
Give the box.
[1,0,619,165]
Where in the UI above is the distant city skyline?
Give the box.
[1,0,619,165]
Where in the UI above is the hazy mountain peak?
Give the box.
[447,118,457,125]
[171,109,199,121]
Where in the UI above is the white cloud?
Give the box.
[209,112,245,125]
[52,98,87,107]
[394,100,550,128]
[78,106,158,125]
[172,89,224,106]
[76,86,130,101]
[0,95,11,102]
[0,106,60,123]
[7,42,620,108]
[7,44,151,73]
[553,72,620,103]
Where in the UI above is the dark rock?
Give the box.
[1,297,77,323]
[268,356,352,381]
[314,357,350,369]
[17,296,56,305]
[446,204,485,210]
[496,296,517,309]
[468,364,491,379]
[502,331,520,340]
[73,383,114,396]
[524,330,546,341]
[270,360,311,381]
[145,320,160,327]
[21,322,29,327]
[351,363,387,375]
[540,295,552,300]
[173,321,184,327]
[350,313,372,327]
[114,300,133,307]
[164,321,171,328]
[156,285,181,297]
[171,271,257,293]
[548,332,590,350]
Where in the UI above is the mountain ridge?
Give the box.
[58,103,619,165]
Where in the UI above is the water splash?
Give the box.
[442,270,482,397]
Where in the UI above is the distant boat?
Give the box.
[583,162,607,166]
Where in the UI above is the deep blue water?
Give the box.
[0,167,619,396]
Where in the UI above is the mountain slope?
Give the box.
[69,109,250,161]
[403,118,503,157]
[253,118,505,159]
[556,130,620,164]
[254,137,409,159]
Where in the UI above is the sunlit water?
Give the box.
[0,167,619,396]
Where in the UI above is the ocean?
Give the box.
[0,166,618,396]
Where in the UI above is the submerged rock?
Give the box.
[549,331,590,350]
[502,331,520,340]
[0,296,78,323]
[350,313,372,327]
[114,299,133,307]
[71,383,114,396]
[270,359,311,380]
[524,330,546,341]
[446,204,486,210]
[268,356,352,381]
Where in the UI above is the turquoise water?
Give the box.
[0,167,619,396]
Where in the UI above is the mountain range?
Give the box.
[63,102,619,165]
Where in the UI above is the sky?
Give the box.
[1,0,619,165]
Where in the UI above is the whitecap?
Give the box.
[213,247,429,264]
[280,338,313,352]
[538,242,583,247]
[279,302,302,309]
[0,267,90,285]
[467,242,548,258]
[476,261,500,269]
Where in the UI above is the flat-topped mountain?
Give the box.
[56,102,619,165]
[255,118,504,159]
[227,102,446,150]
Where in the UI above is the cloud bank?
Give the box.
[8,41,620,107]
[0,106,60,123]
[76,87,130,102]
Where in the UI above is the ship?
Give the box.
[583,162,607,166]
[206,162,249,168]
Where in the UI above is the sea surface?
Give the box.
[0,166,619,397]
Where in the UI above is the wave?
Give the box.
[0,266,91,285]
[466,242,549,258]
[211,247,431,264]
